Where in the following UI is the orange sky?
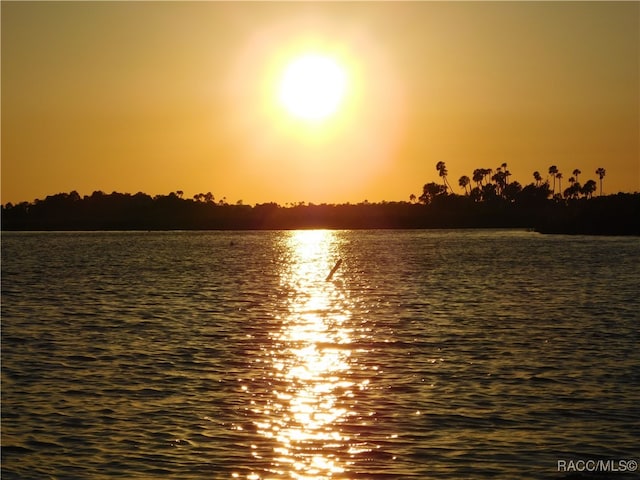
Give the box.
[2,1,639,205]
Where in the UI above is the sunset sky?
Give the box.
[2,1,638,206]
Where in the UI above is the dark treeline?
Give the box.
[2,163,639,234]
[3,190,638,235]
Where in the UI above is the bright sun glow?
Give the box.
[278,53,347,122]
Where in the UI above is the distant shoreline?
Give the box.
[3,191,639,236]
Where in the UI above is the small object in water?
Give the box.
[326,258,343,281]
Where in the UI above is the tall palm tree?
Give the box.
[565,177,574,199]
[555,172,563,193]
[501,162,510,184]
[483,168,493,185]
[436,161,451,192]
[595,168,606,196]
[572,169,581,183]
[533,171,542,186]
[548,165,558,193]
[492,169,507,196]
[458,175,471,195]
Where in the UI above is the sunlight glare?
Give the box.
[253,230,361,479]
[225,21,407,202]
[278,54,347,122]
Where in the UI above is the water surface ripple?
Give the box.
[2,230,639,479]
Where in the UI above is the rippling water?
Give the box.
[2,230,639,479]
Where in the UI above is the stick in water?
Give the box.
[325,258,343,281]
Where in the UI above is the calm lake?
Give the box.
[2,230,639,479]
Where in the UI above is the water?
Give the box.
[2,230,639,479]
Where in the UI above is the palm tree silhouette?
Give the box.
[555,172,563,193]
[501,162,510,184]
[596,168,606,196]
[492,168,507,195]
[582,179,597,199]
[436,161,451,192]
[548,165,559,193]
[473,169,485,187]
[458,175,471,195]
[572,169,581,183]
[533,171,542,186]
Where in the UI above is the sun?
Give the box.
[278,53,347,122]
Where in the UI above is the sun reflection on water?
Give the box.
[251,230,361,479]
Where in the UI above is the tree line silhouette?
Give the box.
[418,162,604,205]
[2,163,638,234]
